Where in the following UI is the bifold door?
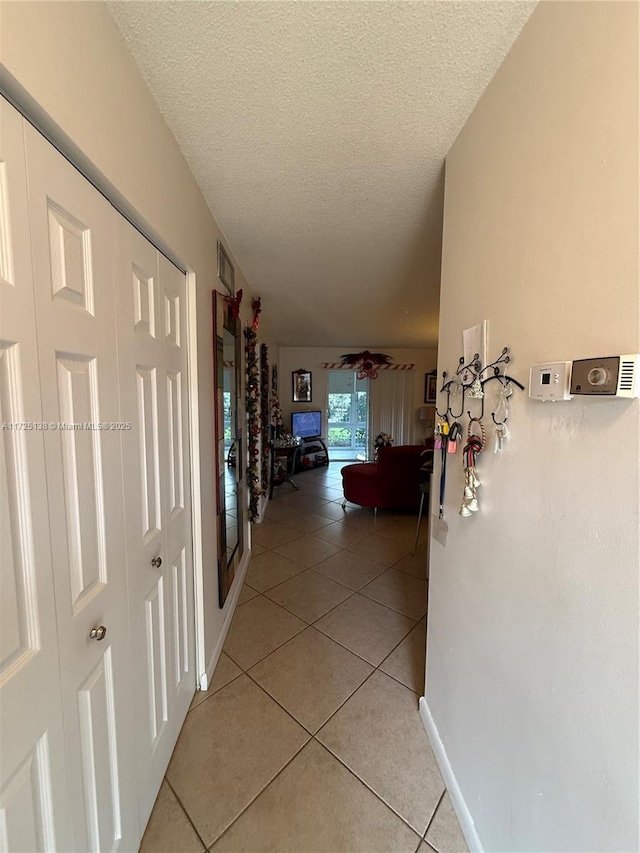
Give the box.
[24,118,139,851]
[116,217,195,829]
[0,96,74,853]
[0,97,196,851]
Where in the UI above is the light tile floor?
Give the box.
[141,462,468,853]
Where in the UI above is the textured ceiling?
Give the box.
[109,1,535,347]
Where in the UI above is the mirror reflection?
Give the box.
[223,327,239,565]
[213,290,243,607]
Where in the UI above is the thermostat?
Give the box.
[529,361,572,401]
[571,354,640,398]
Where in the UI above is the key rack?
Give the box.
[437,346,525,421]
[434,346,525,521]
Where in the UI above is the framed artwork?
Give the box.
[425,371,437,404]
[292,369,312,402]
[217,240,235,295]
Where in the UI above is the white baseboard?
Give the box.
[419,697,483,853]
[200,548,251,690]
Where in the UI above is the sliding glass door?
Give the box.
[327,371,369,460]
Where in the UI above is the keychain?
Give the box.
[435,415,450,519]
[434,416,449,450]
[447,421,462,454]
[494,420,510,452]
[434,419,443,450]
[492,380,512,453]
[459,418,486,517]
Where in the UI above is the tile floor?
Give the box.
[140,462,468,853]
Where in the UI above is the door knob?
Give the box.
[151,556,162,568]
[89,625,107,641]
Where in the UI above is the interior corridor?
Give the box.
[140,462,467,852]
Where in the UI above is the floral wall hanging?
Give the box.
[260,343,270,495]
[251,297,262,330]
[338,350,393,379]
[270,365,283,440]
[244,326,262,521]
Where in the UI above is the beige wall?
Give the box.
[278,346,438,448]
[427,2,639,850]
[0,0,278,676]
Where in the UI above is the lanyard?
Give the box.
[437,419,461,519]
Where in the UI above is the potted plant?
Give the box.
[373,432,393,461]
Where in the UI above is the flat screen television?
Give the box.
[292,410,322,440]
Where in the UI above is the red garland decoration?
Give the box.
[251,297,262,330]
[339,350,393,380]
[244,326,262,520]
[260,344,270,493]
[226,288,243,318]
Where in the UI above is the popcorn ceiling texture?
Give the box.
[109,1,535,347]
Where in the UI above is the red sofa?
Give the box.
[341,444,430,512]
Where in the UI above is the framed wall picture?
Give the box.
[425,371,437,404]
[217,240,235,295]
[292,369,312,402]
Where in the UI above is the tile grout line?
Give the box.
[239,508,427,673]
[218,589,426,722]
[253,549,428,586]
[238,622,409,747]
[423,787,447,839]
[202,651,430,850]
[231,594,423,695]
[191,478,432,847]
[262,580,360,624]
[242,667,320,735]
[240,569,359,624]
[244,570,423,654]
[259,488,429,679]
[221,614,308,673]
[309,727,426,844]
[258,517,427,571]
[186,668,245,715]
[163,775,210,851]
[204,740,310,851]
[203,656,425,848]
[312,620,419,672]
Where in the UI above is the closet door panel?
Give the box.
[158,254,194,701]
[116,219,195,830]
[24,122,138,852]
[0,98,73,852]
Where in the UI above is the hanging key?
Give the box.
[447,421,461,454]
[494,421,510,452]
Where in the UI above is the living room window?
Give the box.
[327,371,369,460]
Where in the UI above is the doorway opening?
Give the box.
[327,371,369,461]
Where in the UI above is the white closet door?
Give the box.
[24,123,138,852]
[0,99,73,853]
[116,218,195,828]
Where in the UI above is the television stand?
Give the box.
[295,437,329,472]
[269,442,301,498]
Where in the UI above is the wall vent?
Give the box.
[618,360,635,391]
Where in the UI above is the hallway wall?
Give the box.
[427,2,639,851]
[0,1,279,681]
